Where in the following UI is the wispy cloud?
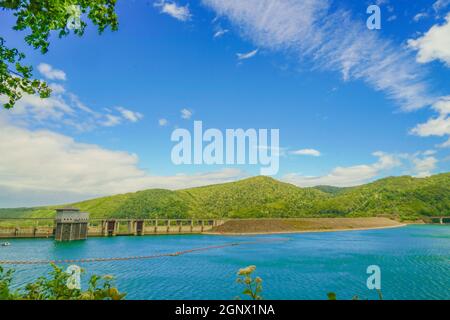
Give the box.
[413,12,428,22]
[237,49,258,60]
[202,0,436,111]
[438,138,450,148]
[387,15,397,22]
[116,106,143,123]
[284,150,439,187]
[159,118,169,126]
[0,64,143,132]
[155,1,191,21]
[291,149,321,157]
[101,114,122,127]
[283,152,401,187]
[181,108,193,119]
[37,63,66,81]
[49,83,66,94]
[214,28,229,38]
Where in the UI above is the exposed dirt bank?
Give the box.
[208,217,406,235]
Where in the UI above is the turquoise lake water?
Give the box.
[1,225,449,300]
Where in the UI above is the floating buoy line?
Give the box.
[0,238,290,265]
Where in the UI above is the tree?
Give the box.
[0,0,119,109]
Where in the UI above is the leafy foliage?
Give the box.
[0,0,118,109]
[0,36,50,109]
[327,290,383,301]
[113,189,193,219]
[1,174,449,220]
[0,264,125,300]
[313,185,349,195]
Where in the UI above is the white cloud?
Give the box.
[49,83,66,94]
[432,95,450,114]
[411,116,450,137]
[411,96,450,139]
[181,108,193,119]
[159,118,168,126]
[155,1,191,21]
[408,13,450,67]
[237,49,258,60]
[283,151,401,187]
[0,118,247,206]
[202,0,435,110]
[412,156,438,177]
[291,149,321,157]
[116,106,143,123]
[37,63,66,81]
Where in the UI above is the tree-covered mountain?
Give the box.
[312,174,450,219]
[312,185,349,195]
[0,173,449,221]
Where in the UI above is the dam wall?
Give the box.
[0,218,226,239]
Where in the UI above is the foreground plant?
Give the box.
[236,265,263,300]
[0,264,125,300]
[327,290,383,301]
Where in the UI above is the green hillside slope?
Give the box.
[178,176,329,218]
[0,173,449,220]
[313,173,450,219]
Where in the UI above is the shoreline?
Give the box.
[204,223,408,236]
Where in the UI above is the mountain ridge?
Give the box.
[0,173,449,221]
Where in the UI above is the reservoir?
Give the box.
[1,225,449,300]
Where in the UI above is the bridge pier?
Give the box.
[136,220,145,236]
[127,220,134,235]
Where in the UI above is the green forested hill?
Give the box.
[312,185,349,195]
[177,176,328,218]
[313,173,450,219]
[0,173,449,220]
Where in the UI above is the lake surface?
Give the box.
[1,225,449,300]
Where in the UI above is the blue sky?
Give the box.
[1,0,450,207]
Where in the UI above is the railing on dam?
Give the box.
[0,218,227,239]
[429,216,450,225]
